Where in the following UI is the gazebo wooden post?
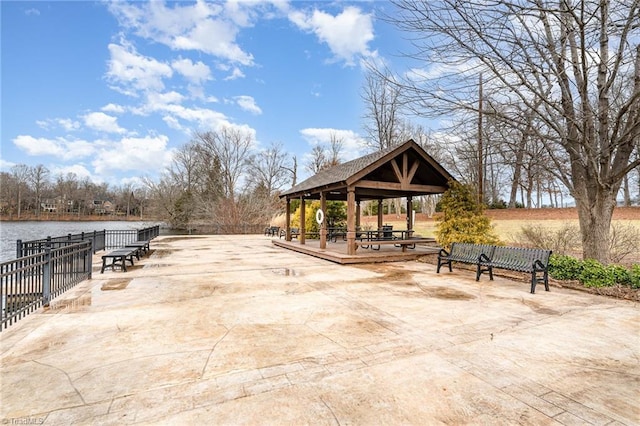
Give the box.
[300,196,306,245]
[406,196,413,233]
[320,192,327,249]
[377,199,383,231]
[356,200,361,231]
[285,198,291,241]
[347,188,356,255]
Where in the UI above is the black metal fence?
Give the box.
[2,225,160,331]
[1,240,93,330]
[188,224,267,235]
[16,225,160,258]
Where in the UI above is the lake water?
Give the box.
[0,221,164,262]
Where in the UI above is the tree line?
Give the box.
[0,165,147,219]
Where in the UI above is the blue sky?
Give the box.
[1,1,417,186]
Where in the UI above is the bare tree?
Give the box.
[387,0,640,263]
[28,164,50,217]
[361,66,406,150]
[246,142,290,195]
[304,132,346,176]
[326,132,345,168]
[169,141,202,193]
[143,174,188,228]
[282,155,298,188]
[195,127,253,201]
[305,145,328,175]
[11,165,30,218]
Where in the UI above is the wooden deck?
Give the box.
[272,237,440,264]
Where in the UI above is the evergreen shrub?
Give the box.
[435,180,500,249]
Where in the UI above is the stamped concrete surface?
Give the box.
[1,235,638,425]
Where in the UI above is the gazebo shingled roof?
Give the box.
[280,139,455,201]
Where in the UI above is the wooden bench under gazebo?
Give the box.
[273,139,456,264]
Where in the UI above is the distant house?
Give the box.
[91,200,114,215]
[41,200,57,212]
[41,196,73,213]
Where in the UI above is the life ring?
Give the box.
[315,209,324,225]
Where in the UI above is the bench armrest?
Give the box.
[438,248,449,257]
[478,253,491,263]
[533,259,547,271]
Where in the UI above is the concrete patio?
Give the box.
[1,235,638,425]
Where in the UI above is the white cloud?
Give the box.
[83,112,126,134]
[139,101,231,133]
[51,164,94,181]
[162,115,183,131]
[172,57,212,84]
[64,140,96,159]
[25,8,40,16]
[289,6,375,66]
[223,67,245,81]
[102,103,126,114]
[13,135,65,157]
[146,91,185,108]
[107,1,255,66]
[36,118,81,132]
[13,135,95,160]
[0,158,16,171]
[235,95,262,115]
[106,39,173,96]
[299,128,367,160]
[129,90,230,132]
[93,135,173,175]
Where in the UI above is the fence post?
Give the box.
[16,239,22,259]
[43,244,52,307]
[87,240,93,280]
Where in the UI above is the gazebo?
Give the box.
[278,140,455,258]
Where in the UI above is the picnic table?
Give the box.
[356,229,419,251]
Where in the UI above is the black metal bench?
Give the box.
[265,226,280,237]
[437,242,495,278]
[101,248,139,273]
[279,228,299,239]
[478,246,552,294]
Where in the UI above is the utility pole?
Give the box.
[478,73,484,206]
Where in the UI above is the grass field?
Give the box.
[365,217,640,240]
